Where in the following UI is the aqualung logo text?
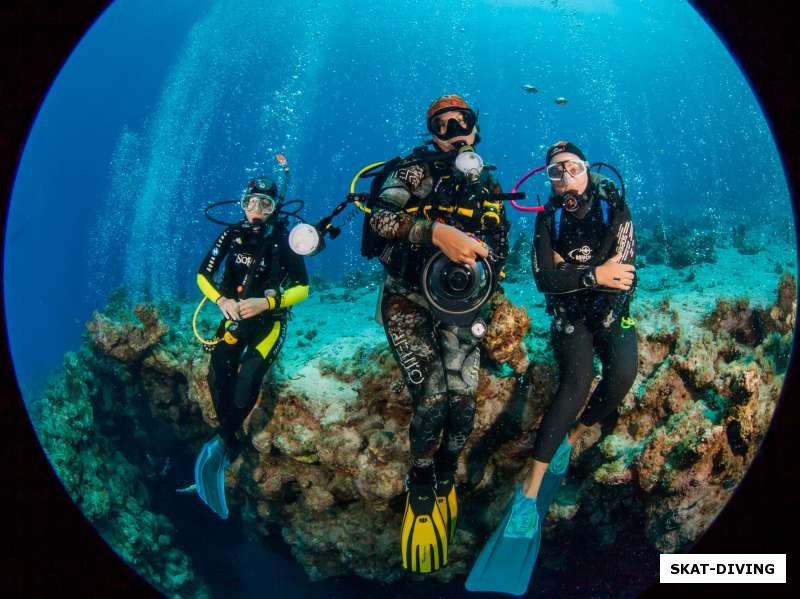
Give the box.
[568,245,592,262]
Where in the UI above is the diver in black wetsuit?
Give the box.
[522,140,638,508]
[189,177,309,519]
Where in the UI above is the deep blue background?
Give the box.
[4,0,791,399]
[1,1,798,598]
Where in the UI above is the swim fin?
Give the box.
[465,484,541,596]
[537,435,572,519]
[193,435,231,519]
[401,482,448,573]
[436,475,458,544]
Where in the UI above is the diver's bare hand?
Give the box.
[238,297,269,319]
[553,251,565,265]
[432,223,489,266]
[216,297,241,320]
[595,253,635,290]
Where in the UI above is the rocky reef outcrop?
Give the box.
[32,342,209,598]
[31,273,796,592]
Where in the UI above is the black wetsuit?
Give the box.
[197,219,308,452]
[370,148,510,483]
[531,174,638,462]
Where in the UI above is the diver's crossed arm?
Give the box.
[368,163,436,245]
[270,233,311,310]
[273,284,309,309]
[613,206,636,265]
[530,212,591,294]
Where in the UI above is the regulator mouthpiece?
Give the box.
[454,146,484,181]
[560,191,580,212]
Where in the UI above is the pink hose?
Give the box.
[510,165,546,212]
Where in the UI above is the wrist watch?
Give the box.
[581,268,597,288]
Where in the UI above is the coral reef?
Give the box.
[732,223,763,255]
[32,347,208,598]
[481,292,531,373]
[639,222,717,268]
[31,272,795,589]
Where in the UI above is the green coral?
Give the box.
[30,343,207,598]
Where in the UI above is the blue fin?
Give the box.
[465,485,542,596]
[194,435,231,519]
[537,435,572,519]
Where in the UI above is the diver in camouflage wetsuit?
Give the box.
[367,94,509,572]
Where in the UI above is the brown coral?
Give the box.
[482,291,531,373]
[87,303,168,362]
[65,272,795,585]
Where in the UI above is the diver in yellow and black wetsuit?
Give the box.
[192,176,309,519]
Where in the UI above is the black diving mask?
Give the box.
[427,109,477,140]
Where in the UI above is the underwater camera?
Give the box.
[421,250,494,330]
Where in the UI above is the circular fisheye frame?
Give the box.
[3,1,794,597]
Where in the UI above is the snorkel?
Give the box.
[510,166,547,213]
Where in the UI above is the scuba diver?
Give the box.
[363,94,510,573]
[466,141,637,595]
[189,176,309,519]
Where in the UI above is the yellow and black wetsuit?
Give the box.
[197,219,309,452]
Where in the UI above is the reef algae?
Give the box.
[30,273,795,588]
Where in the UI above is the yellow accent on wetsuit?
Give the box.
[279,284,309,308]
[255,320,283,358]
[197,273,222,303]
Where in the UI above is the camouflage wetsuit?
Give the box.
[370,149,509,484]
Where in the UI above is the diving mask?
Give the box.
[427,109,477,140]
[546,159,589,182]
[240,193,277,216]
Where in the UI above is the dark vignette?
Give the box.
[0,1,796,597]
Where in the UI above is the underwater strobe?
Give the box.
[421,250,494,328]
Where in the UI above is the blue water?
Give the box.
[4,0,791,398]
[2,0,794,595]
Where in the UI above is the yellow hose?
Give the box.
[192,296,221,346]
[350,161,387,213]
